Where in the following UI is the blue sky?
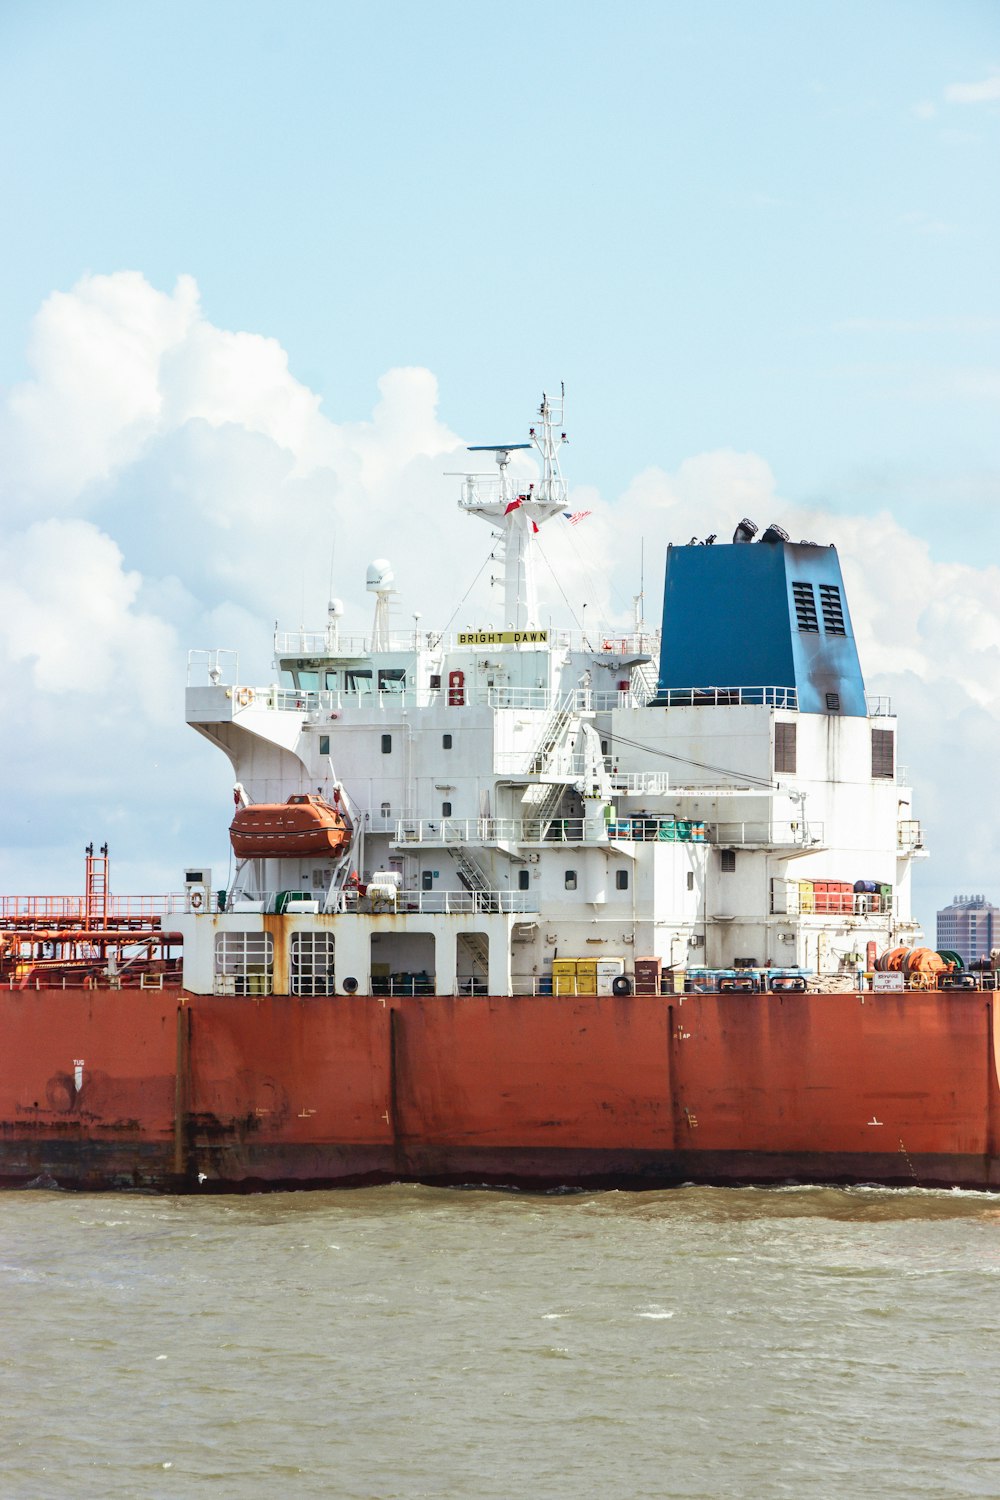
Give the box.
[0,0,998,933]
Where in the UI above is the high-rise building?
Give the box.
[936,895,1000,966]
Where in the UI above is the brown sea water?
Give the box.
[1,1184,998,1499]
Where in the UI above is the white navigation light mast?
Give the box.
[457,387,569,632]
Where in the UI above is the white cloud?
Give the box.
[0,518,176,718]
[944,72,1000,104]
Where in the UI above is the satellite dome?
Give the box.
[366,558,394,592]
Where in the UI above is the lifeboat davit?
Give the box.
[229,794,350,859]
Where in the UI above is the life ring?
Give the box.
[190,889,205,911]
[612,975,632,996]
[237,687,254,708]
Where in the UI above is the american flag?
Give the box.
[563,510,592,526]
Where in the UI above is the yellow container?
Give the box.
[552,958,578,996]
[575,960,598,995]
[798,881,815,913]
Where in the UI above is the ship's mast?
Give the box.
[457,387,569,631]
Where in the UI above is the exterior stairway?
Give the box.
[457,931,490,993]
[451,849,499,912]
[520,780,568,841]
[630,659,659,706]
[528,700,576,775]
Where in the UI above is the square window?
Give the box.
[381,734,392,754]
[518,869,530,890]
[615,869,629,891]
[565,870,577,890]
[422,870,433,890]
[442,801,452,817]
[687,871,694,891]
[319,735,330,756]
[380,801,391,818]
[443,734,452,749]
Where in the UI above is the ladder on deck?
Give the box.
[85,843,109,930]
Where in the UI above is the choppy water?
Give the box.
[1,1185,998,1500]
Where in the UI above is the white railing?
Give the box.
[395,817,585,845]
[609,772,671,794]
[272,627,660,659]
[656,685,799,708]
[274,630,428,656]
[387,815,824,848]
[709,821,824,847]
[223,888,538,916]
[187,648,240,686]
[202,681,667,720]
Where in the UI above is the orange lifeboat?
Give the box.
[229,794,350,859]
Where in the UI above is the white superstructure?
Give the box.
[179,393,925,998]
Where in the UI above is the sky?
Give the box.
[0,0,997,937]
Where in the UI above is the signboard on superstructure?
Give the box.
[457,630,549,646]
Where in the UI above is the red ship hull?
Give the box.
[2,988,998,1191]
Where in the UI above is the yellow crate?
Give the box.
[575,961,598,994]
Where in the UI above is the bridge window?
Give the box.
[792,582,819,632]
[290,931,335,996]
[774,721,796,773]
[214,931,274,996]
[378,668,406,693]
[346,669,373,695]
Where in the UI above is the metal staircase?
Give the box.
[520,780,568,841]
[457,931,490,991]
[630,659,659,706]
[528,699,576,775]
[451,849,499,912]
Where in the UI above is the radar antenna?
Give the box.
[454,387,569,633]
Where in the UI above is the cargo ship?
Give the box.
[3,391,998,1192]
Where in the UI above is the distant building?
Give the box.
[936,895,1000,965]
